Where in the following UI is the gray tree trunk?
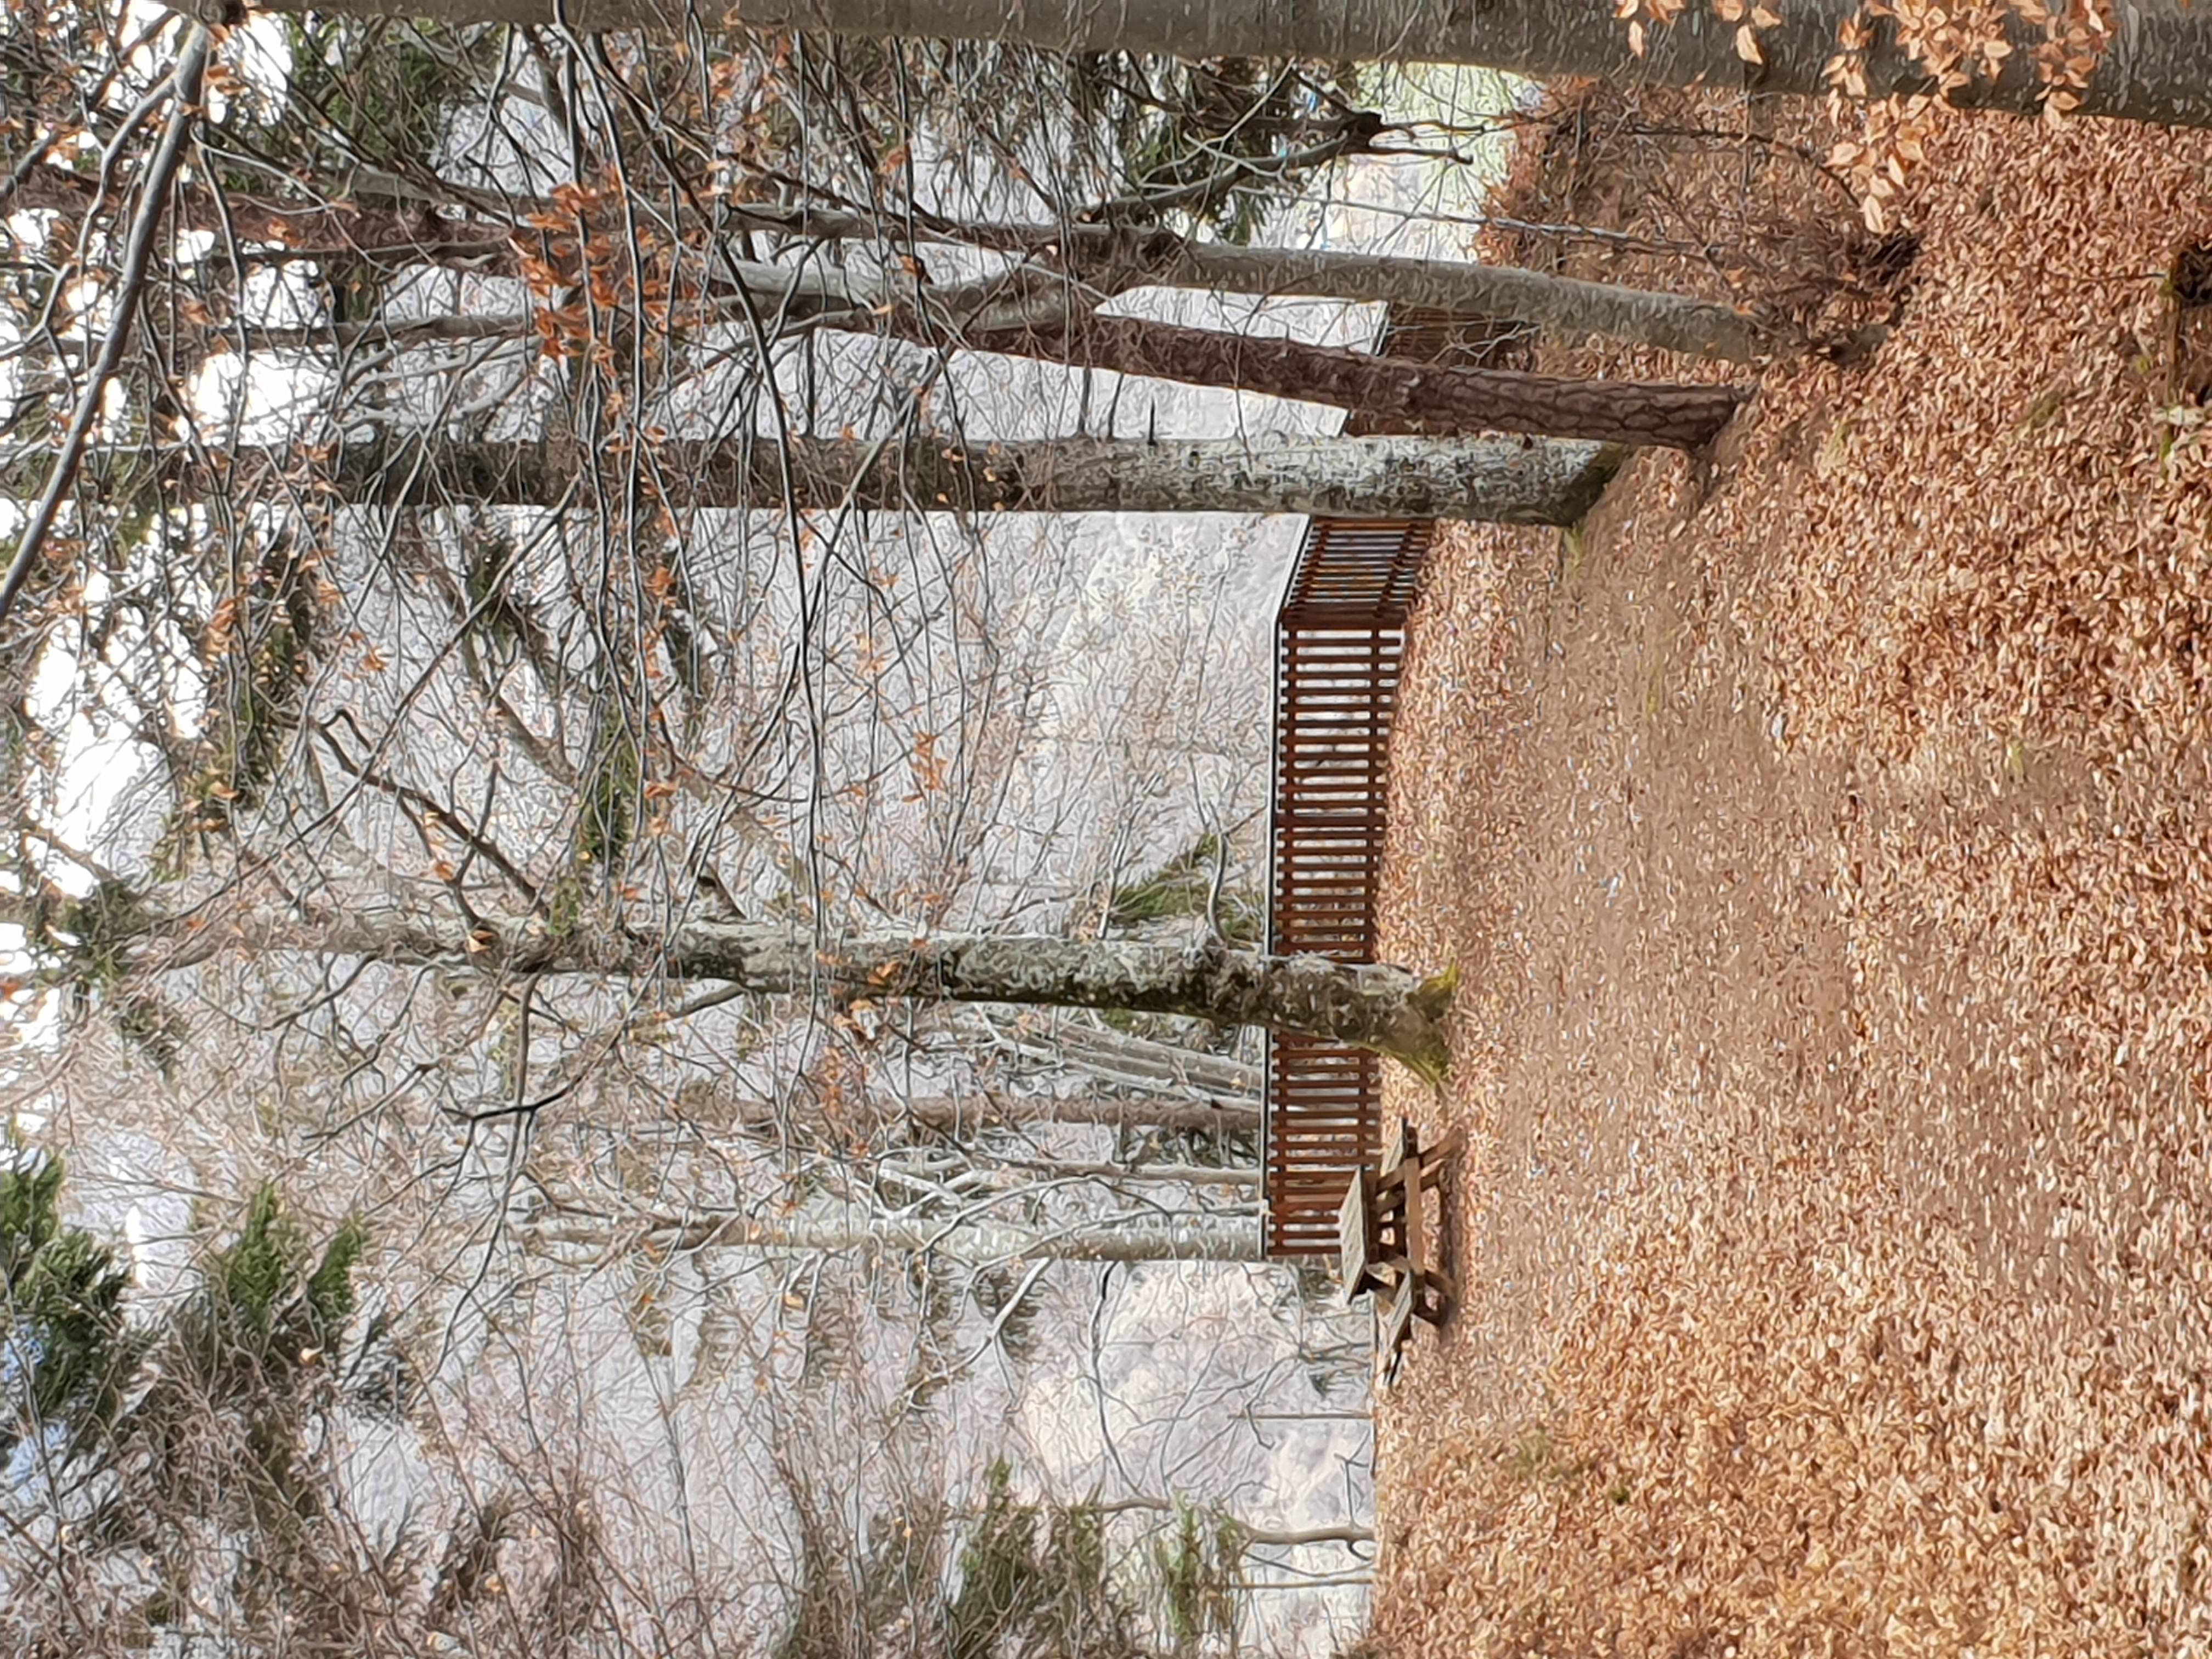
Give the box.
[207,183,1767,362]
[530,1204,1263,1262]
[1017,1158,1261,1185]
[111,909,1458,1074]
[200,230,1742,446]
[716,214,1768,359]
[705,1090,1262,1134]
[225,251,1752,433]
[238,0,2212,128]
[178,432,1623,526]
[1127,239,1765,362]
[945,1010,1261,1101]
[1093,1498,1375,1545]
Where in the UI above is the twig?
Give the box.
[936,1256,1049,1384]
[0,26,210,629]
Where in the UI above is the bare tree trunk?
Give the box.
[155,432,1623,525]
[207,240,1744,443]
[2,162,516,272]
[1011,1159,1260,1185]
[718,212,1769,360]
[236,0,2212,129]
[1238,1523,1375,1547]
[159,162,1765,364]
[681,1088,1261,1133]
[975,315,1742,448]
[86,907,1457,1073]
[944,1011,1262,1101]
[1110,238,1767,362]
[229,309,1735,446]
[904,1095,1262,1134]
[1093,1499,1374,1546]
[530,1202,1263,1262]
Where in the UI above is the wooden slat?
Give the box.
[1262,518,1434,1257]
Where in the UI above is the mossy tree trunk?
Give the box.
[87,907,1458,1077]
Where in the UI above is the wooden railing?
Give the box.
[1263,519,1435,1257]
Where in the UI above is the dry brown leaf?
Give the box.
[1370,80,2212,1659]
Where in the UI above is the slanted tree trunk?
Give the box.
[1016,1158,1261,1185]
[1096,236,1768,362]
[179,166,1768,364]
[975,315,1742,448]
[710,210,1771,360]
[241,0,2212,129]
[91,907,1458,1075]
[1011,1033,1255,1097]
[862,261,1746,445]
[143,174,1753,424]
[137,432,1623,525]
[210,239,1744,445]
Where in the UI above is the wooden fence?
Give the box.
[1263,518,1435,1257]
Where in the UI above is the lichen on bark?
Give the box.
[81,904,1460,1077]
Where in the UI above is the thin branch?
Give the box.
[1,26,209,628]
[313,719,541,905]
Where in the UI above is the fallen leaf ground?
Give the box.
[1370,89,2212,1657]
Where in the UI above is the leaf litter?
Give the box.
[1368,83,2212,1658]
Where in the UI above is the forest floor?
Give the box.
[1368,84,2212,1657]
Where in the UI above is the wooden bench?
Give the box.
[1336,1118,1462,1375]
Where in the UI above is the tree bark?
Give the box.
[946,1012,1261,1101]
[977,314,1742,448]
[807,216,1768,358]
[106,908,1458,1073]
[2,162,517,272]
[236,0,2212,129]
[1010,1159,1260,1185]
[204,234,1745,443]
[156,163,1765,364]
[150,432,1624,524]
[1092,1498,1375,1545]
[679,249,1747,444]
[872,1093,1262,1133]
[229,303,1740,446]
[529,1203,1265,1262]
[674,1087,1261,1133]
[1111,238,1767,363]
